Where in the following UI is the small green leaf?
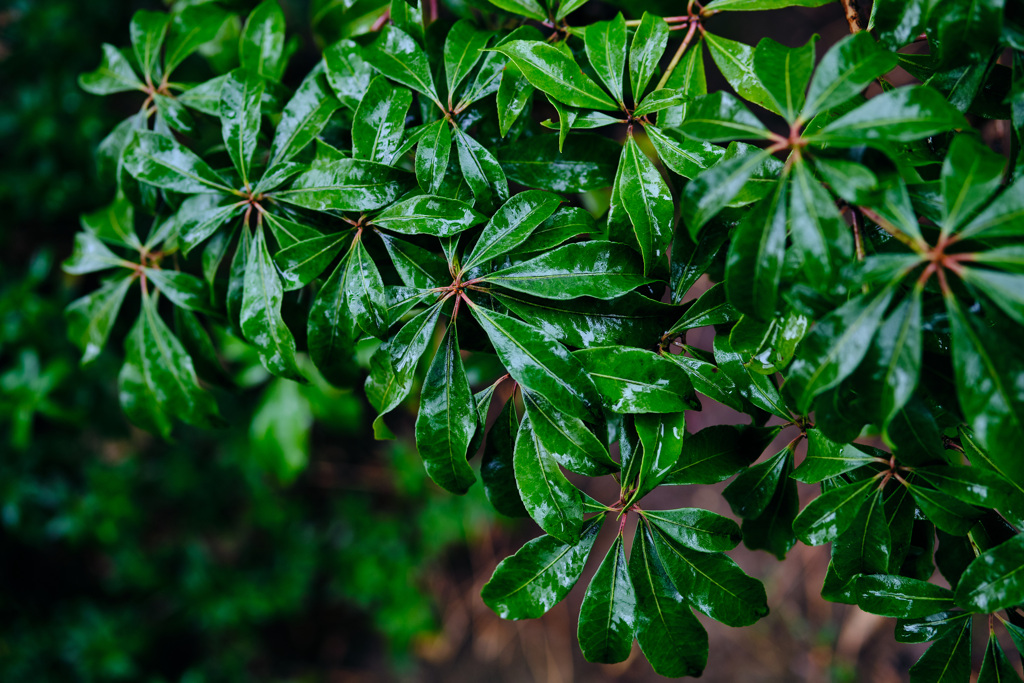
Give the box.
[481,517,601,619]
[940,135,1006,234]
[144,269,216,316]
[724,183,787,320]
[130,11,168,81]
[482,394,527,517]
[324,39,374,111]
[630,412,687,500]
[714,336,790,419]
[683,147,776,237]
[523,390,617,477]
[66,275,134,364]
[646,508,740,553]
[373,195,485,237]
[63,232,125,275]
[578,536,636,664]
[788,159,853,288]
[723,447,789,519]
[833,490,890,582]
[415,119,452,194]
[956,176,1024,239]
[454,128,510,212]
[752,35,816,122]
[486,0,547,22]
[705,32,781,116]
[266,68,342,171]
[978,634,1022,683]
[165,4,230,74]
[792,430,878,483]
[646,125,725,180]
[274,232,348,291]
[514,414,584,543]
[961,268,1024,327]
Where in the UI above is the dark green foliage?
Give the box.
[56,0,1024,678]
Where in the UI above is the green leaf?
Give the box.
[663,354,743,411]
[629,521,708,678]
[578,536,636,664]
[961,268,1024,328]
[66,275,134,364]
[724,183,787,320]
[556,0,588,20]
[471,304,600,422]
[444,19,491,104]
[705,32,781,116]
[220,68,265,186]
[275,158,411,211]
[135,289,221,428]
[815,87,968,145]
[123,131,232,194]
[945,294,1024,467]
[364,302,443,434]
[784,287,895,414]
[960,428,1024,528]
[80,44,143,95]
[908,618,972,683]
[633,90,689,118]
[979,634,1022,683]
[864,287,923,430]
[174,196,246,256]
[752,35,816,122]
[63,232,125,275]
[344,238,388,337]
[415,324,477,494]
[940,135,1006,234]
[646,508,740,553]
[482,394,527,517]
[373,195,485,237]
[165,4,230,74]
[415,119,452,194]
[363,26,440,106]
[488,40,618,111]
[512,206,595,254]
[856,575,957,619]
[240,0,287,80]
[80,195,140,250]
[454,128,510,213]
[955,534,1024,613]
[497,133,620,193]
[788,159,853,288]
[514,414,584,543]
[792,430,878,483]
[495,291,676,349]
[793,477,876,545]
[240,227,304,382]
[714,335,790,419]
[916,465,1022,514]
[646,125,725,180]
[463,190,561,269]
[481,517,601,619]
[143,269,216,316]
[629,13,669,102]
[833,490,891,582]
[324,39,375,111]
[353,76,412,164]
[584,14,627,105]
[896,610,971,644]
[664,424,776,485]
[130,11,168,81]
[266,69,342,172]
[957,176,1024,239]
[723,447,789,519]
[739,464,795,558]
[619,136,674,274]
[629,412,687,500]
[668,282,737,334]
[802,32,899,119]
[573,346,699,414]
[497,63,534,138]
[909,479,984,536]
[658,41,706,128]
[460,26,544,107]
[483,241,650,300]
[274,232,348,291]
[153,93,195,134]
[704,0,831,9]
[679,91,772,141]
[522,389,617,477]
[651,530,769,627]
[378,233,449,288]
[120,318,171,438]
[683,148,776,237]
[486,0,547,22]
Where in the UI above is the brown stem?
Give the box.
[840,0,865,33]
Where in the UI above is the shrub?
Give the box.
[68,0,1024,678]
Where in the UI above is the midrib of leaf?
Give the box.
[143,148,230,193]
[443,330,460,483]
[879,291,919,421]
[143,297,192,408]
[498,543,575,600]
[270,96,334,168]
[256,231,288,365]
[626,140,656,261]
[655,529,744,601]
[531,426,570,526]
[856,493,882,566]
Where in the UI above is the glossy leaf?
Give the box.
[574,346,698,414]
[647,508,740,553]
[679,91,772,141]
[444,20,490,103]
[705,32,780,116]
[664,424,775,485]
[415,119,452,194]
[454,128,510,212]
[629,412,687,500]
[80,44,143,95]
[266,69,342,171]
[363,26,440,106]
[752,36,816,122]
[523,390,617,477]
[628,13,669,102]
[463,190,561,269]
[578,536,636,664]
[619,136,674,274]
[832,490,891,582]
[66,275,133,364]
[498,133,620,193]
[123,131,232,194]
[955,534,1024,613]
[373,195,485,237]
[856,575,957,619]
[584,14,627,105]
[240,0,287,80]
[793,477,876,546]
[275,158,411,211]
[353,76,412,164]
[723,447,789,519]
[908,618,972,683]
[815,87,968,145]
[488,41,618,111]
[802,32,899,119]
[220,68,265,185]
[482,394,527,517]
[792,430,878,483]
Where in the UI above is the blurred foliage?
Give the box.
[0,0,498,679]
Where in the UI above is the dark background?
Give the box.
[0,0,1011,680]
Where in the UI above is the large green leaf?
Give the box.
[814,87,968,145]
[470,304,600,421]
[66,275,134,364]
[80,44,143,95]
[523,390,617,477]
[463,190,561,269]
[679,91,772,141]
[940,135,1006,234]
[274,232,349,291]
[324,39,374,111]
[832,490,890,582]
[956,176,1024,239]
[482,241,650,300]
[629,521,708,678]
[955,534,1024,613]
[645,125,724,180]
[663,424,776,485]
[856,575,957,619]
[266,69,342,172]
[788,159,853,288]
[646,508,740,553]
[704,32,780,116]
[220,68,265,186]
[488,41,618,110]
[578,536,636,664]
[497,133,620,193]
[619,136,674,274]
[444,19,491,103]
[683,148,777,237]
[793,477,876,546]
[482,517,601,619]
[628,13,668,102]
[723,447,789,519]
[908,618,972,683]
[792,431,878,483]
[129,10,168,81]
[629,412,687,500]
[123,131,232,194]
[584,14,627,105]
[802,32,899,119]
[275,158,411,211]
[164,4,229,74]
[240,227,304,382]
[363,25,440,106]
[652,529,768,627]
[240,0,287,80]
[415,324,477,494]
[752,35,816,122]
[454,128,510,212]
[724,183,788,320]
[353,76,412,164]
[373,195,485,237]
[514,414,584,543]
[573,346,699,414]
[415,119,452,194]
